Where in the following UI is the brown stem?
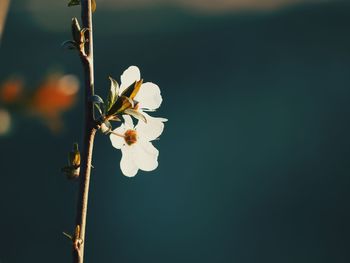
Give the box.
[72,0,95,263]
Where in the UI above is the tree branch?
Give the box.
[72,0,95,262]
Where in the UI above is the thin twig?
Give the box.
[72,0,95,262]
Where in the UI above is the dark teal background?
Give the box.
[1,1,350,262]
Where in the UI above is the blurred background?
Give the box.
[1,0,350,262]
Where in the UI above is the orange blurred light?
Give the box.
[30,73,79,131]
[0,78,23,104]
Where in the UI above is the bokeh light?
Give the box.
[0,108,11,135]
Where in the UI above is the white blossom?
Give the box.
[120,66,163,112]
[110,115,167,177]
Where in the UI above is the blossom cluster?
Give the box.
[95,66,167,177]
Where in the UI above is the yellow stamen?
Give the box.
[124,129,137,145]
[110,129,138,146]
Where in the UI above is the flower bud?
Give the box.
[69,143,80,168]
[62,143,80,180]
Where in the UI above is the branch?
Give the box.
[72,0,96,262]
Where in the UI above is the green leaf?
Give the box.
[62,232,73,240]
[120,79,143,100]
[106,77,119,112]
[68,0,96,12]
[94,103,103,116]
[124,109,147,123]
[107,96,133,117]
[61,40,77,50]
[71,18,81,43]
[123,96,134,109]
[89,95,104,104]
[68,0,80,7]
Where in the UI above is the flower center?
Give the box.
[124,129,137,145]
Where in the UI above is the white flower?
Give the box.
[119,66,162,112]
[110,115,167,177]
[108,66,167,177]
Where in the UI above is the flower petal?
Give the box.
[135,82,162,111]
[120,66,141,94]
[120,146,139,177]
[110,124,126,149]
[123,114,134,129]
[136,112,167,141]
[132,139,159,172]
